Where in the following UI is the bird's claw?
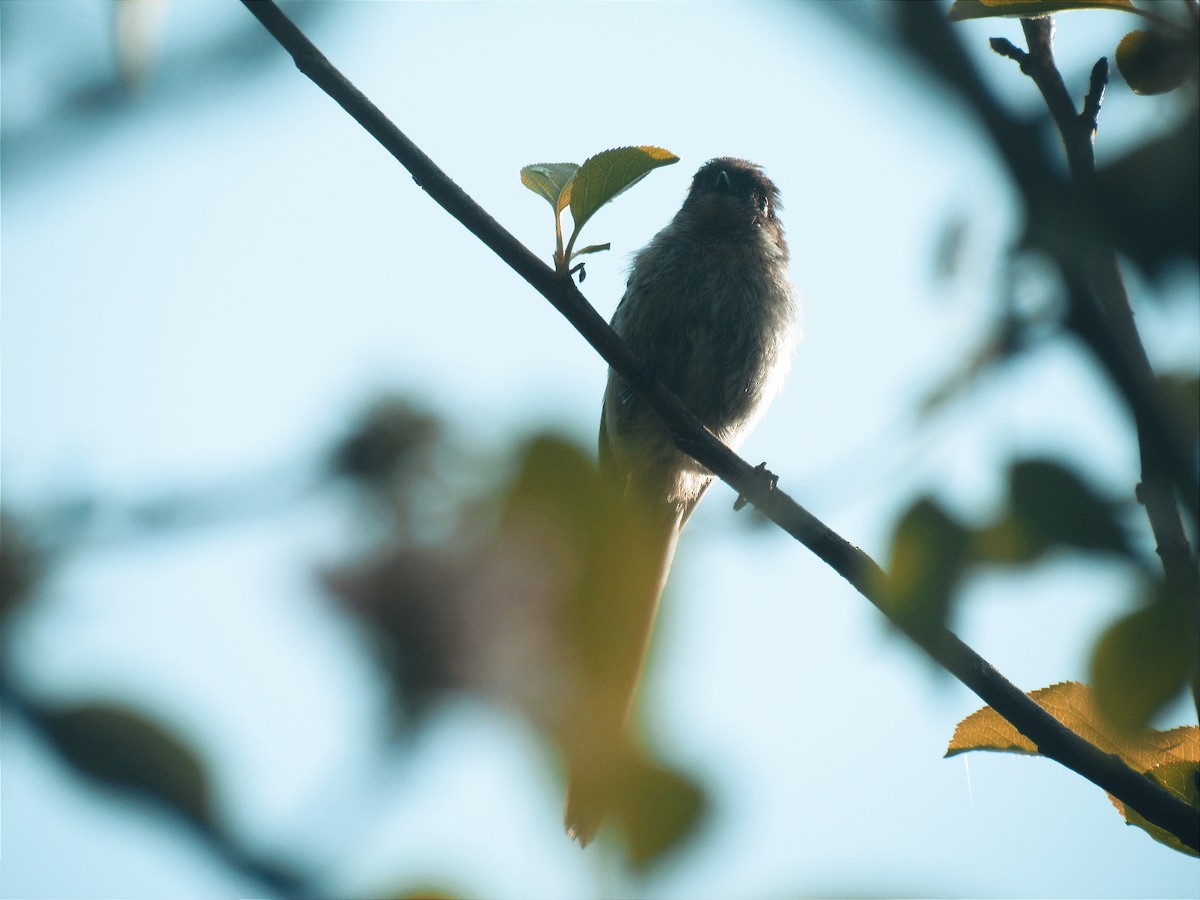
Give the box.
[734,462,777,511]
[619,359,656,406]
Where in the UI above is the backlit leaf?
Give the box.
[948,0,1135,21]
[567,146,678,240]
[1113,760,1200,857]
[520,162,579,213]
[947,680,1199,772]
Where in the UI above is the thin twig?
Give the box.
[238,0,1200,852]
[0,674,313,899]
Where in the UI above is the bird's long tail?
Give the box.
[562,492,686,846]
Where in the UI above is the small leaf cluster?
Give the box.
[521,146,679,278]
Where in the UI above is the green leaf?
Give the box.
[612,757,707,871]
[567,146,679,242]
[948,0,1135,21]
[570,242,611,258]
[1116,29,1193,96]
[1008,459,1129,558]
[1116,759,1200,857]
[1091,583,1198,734]
[882,497,971,640]
[519,162,579,214]
[39,703,213,826]
[496,435,693,856]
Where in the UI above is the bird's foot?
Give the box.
[619,359,656,406]
[733,462,777,511]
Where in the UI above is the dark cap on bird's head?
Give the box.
[681,157,783,238]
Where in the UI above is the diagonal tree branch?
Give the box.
[237,0,1200,852]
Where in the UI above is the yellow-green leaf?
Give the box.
[882,497,970,640]
[1113,760,1200,857]
[520,162,579,213]
[1116,29,1193,96]
[948,681,1200,853]
[946,681,1200,773]
[567,146,678,246]
[948,0,1135,21]
[1091,584,1198,733]
[612,756,707,871]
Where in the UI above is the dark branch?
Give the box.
[0,674,312,899]
[239,0,1200,852]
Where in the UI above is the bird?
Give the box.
[564,157,799,846]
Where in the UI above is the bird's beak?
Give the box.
[714,169,732,193]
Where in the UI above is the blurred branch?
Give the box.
[0,673,313,899]
[897,3,1198,528]
[237,0,1200,852]
[992,13,1200,726]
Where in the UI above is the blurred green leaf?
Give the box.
[1116,759,1200,857]
[497,435,694,858]
[882,497,971,640]
[519,162,579,214]
[612,757,707,871]
[1116,29,1193,96]
[1095,111,1198,276]
[567,146,678,253]
[1157,373,1200,446]
[1090,583,1198,734]
[40,702,213,826]
[1008,459,1130,558]
[948,0,1135,21]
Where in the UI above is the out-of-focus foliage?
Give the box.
[323,404,707,867]
[947,682,1200,856]
[1115,27,1196,96]
[917,0,1200,856]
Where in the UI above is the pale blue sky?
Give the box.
[3,2,1197,897]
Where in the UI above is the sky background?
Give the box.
[2,1,1198,897]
